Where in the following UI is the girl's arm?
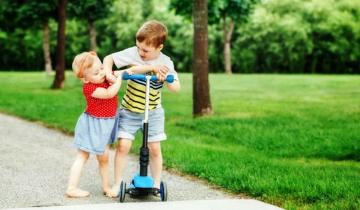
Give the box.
[91,72,124,99]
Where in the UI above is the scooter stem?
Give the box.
[140,76,151,176]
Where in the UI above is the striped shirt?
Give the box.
[121,78,163,113]
[112,46,179,113]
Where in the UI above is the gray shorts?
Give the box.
[117,106,167,142]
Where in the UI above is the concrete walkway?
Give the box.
[3,200,282,210]
[0,113,283,210]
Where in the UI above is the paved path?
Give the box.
[2,200,282,210]
[0,113,282,210]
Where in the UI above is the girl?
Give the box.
[66,51,126,198]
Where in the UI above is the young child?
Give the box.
[66,51,124,198]
[103,20,181,197]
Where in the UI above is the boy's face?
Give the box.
[136,40,163,61]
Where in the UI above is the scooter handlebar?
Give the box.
[122,72,174,83]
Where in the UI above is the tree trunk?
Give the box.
[88,20,97,51]
[311,54,317,74]
[42,19,53,75]
[223,17,234,74]
[52,0,67,89]
[193,0,212,117]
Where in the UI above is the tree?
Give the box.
[171,0,259,74]
[193,0,212,117]
[17,1,57,75]
[68,0,113,51]
[52,0,67,89]
[0,0,56,74]
[234,0,360,74]
[214,0,259,74]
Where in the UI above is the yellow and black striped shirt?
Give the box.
[121,78,163,113]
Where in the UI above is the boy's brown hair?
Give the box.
[136,20,167,48]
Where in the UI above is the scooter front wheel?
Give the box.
[119,181,126,202]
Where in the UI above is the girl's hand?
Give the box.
[106,73,117,84]
[113,69,129,79]
[126,67,134,75]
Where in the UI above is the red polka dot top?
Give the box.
[83,82,117,118]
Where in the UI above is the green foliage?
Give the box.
[17,0,57,28]
[65,19,90,62]
[68,0,113,21]
[0,0,21,31]
[0,0,360,73]
[102,0,144,51]
[170,0,258,23]
[0,28,43,70]
[0,72,359,209]
[170,0,260,72]
[95,0,194,71]
[234,0,360,73]
[150,7,194,72]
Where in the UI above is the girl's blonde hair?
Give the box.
[72,51,97,78]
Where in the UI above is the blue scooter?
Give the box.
[119,72,174,202]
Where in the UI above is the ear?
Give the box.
[81,78,89,83]
[157,44,164,51]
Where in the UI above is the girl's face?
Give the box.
[84,56,105,84]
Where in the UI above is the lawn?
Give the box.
[0,72,359,209]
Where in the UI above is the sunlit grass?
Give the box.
[0,72,359,209]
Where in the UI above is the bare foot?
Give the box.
[66,188,90,198]
[102,187,112,198]
[106,184,120,198]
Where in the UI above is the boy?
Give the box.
[103,20,180,197]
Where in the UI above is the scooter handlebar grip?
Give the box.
[122,72,174,83]
[122,72,144,80]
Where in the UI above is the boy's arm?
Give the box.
[103,53,166,74]
[128,65,154,74]
[103,55,115,75]
[166,79,181,93]
[129,65,168,77]
[103,55,117,83]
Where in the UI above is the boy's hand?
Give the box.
[153,65,169,82]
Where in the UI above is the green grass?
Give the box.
[0,72,359,209]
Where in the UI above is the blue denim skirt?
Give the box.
[73,112,119,155]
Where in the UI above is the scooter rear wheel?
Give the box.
[160,181,167,201]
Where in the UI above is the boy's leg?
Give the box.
[147,107,166,189]
[108,138,132,197]
[148,142,162,189]
[96,147,110,196]
[66,150,90,198]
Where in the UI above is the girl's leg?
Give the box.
[96,147,110,196]
[148,142,162,189]
[66,150,90,198]
[108,139,132,197]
